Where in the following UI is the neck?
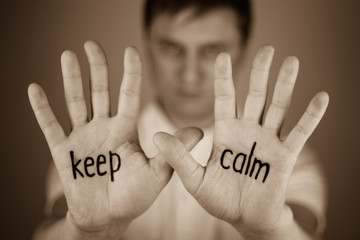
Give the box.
[157,100,214,129]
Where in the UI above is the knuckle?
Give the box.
[294,124,309,136]
[91,84,108,93]
[35,100,49,112]
[216,94,233,101]
[121,88,139,97]
[305,108,319,119]
[68,94,85,103]
[42,118,58,131]
[248,89,266,98]
[271,98,288,110]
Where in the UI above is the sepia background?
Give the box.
[1,0,359,239]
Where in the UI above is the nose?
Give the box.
[182,52,202,88]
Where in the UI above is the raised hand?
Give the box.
[28,41,202,239]
[154,46,329,239]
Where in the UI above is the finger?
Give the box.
[153,130,205,195]
[117,47,142,122]
[243,46,274,122]
[28,83,66,149]
[214,53,236,121]
[84,40,110,118]
[151,127,204,179]
[173,127,204,152]
[263,56,299,133]
[61,50,88,128]
[284,92,329,154]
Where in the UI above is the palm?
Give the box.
[199,119,294,225]
[52,118,164,226]
[155,46,329,234]
[28,42,201,232]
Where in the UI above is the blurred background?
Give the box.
[1,0,359,239]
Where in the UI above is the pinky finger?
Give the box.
[283,92,329,154]
[28,83,66,149]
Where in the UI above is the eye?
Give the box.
[202,45,226,59]
[158,41,184,56]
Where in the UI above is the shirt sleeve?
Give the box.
[286,144,328,236]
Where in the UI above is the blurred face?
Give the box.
[146,7,244,128]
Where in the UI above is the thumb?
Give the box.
[153,128,205,195]
[173,127,204,151]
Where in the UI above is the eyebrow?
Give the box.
[156,37,184,47]
[156,36,230,50]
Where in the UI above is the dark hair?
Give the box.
[143,0,252,45]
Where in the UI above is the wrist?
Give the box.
[64,212,130,240]
[233,205,303,240]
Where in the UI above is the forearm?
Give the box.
[33,213,130,240]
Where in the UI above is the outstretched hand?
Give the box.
[28,41,203,238]
[154,46,329,239]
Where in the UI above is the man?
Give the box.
[29,0,329,239]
